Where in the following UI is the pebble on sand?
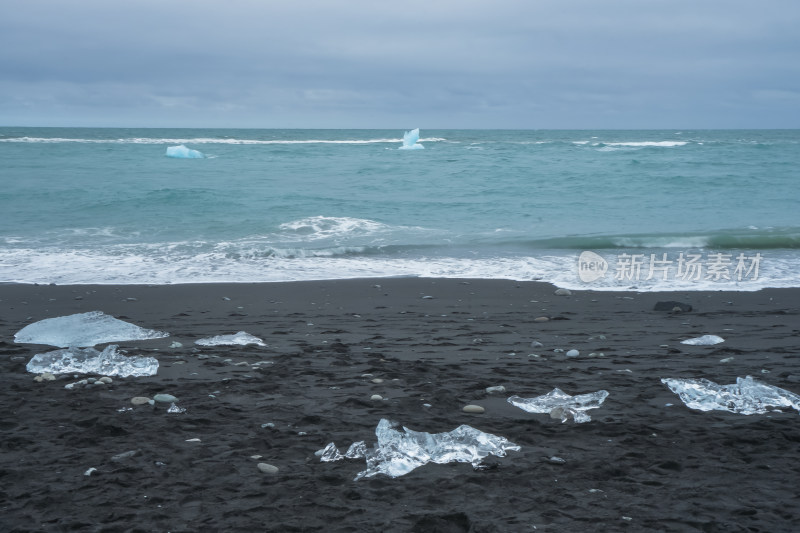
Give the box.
[130,396,151,406]
[554,288,572,296]
[153,393,178,404]
[370,394,383,401]
[566,349,580,357]
[534,317,550,322]
[485,386,506,394]
[463,404,485,414]
[257,463,279,475]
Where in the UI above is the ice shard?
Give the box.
[399,128,424,150]
[318,419,520,480]
[15,311,169,348]
[661,376,800,415]
[681,335,724,346]
[507,388,609,423]
[195,331,266,346]
[26,345,159,377]
[166,145,205,158]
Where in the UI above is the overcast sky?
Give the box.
[1,0,799,129]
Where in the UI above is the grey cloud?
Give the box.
[0,0,798,127]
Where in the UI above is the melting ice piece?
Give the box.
[399,128,424,150]
[681,335,724,346]
[26,345,159,377]
[195,331,267,347]
[661,376,800,415]
[166,145,205,158]
[507,388,609,423]
[318,418,520,480]
[15,311,169,348]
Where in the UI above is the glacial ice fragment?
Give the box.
[507,388,609,423]
[661,376,800,415]
[15,311,169,348]
[195,331,266,346]
[26,345,159,377]
[318,419,519,480]
[165,145,205,158]
[399,128,424,150]
[681,335,724,346]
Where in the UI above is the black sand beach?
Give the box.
[2,278,800,532]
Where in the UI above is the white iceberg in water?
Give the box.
[165,145,205,158]
[26,345,158,377]
[318,418,520,480]
[508,388,609,423]
[662,376,800,415]
[195,331,266,346]
[681,335,724,346]
[15,311,169,348]
[398,128,424,150]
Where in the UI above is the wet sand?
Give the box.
[2,278,800,532]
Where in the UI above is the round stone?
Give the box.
[153,393,178,404]
[371,378,384,384]
[485,386,506,394]
[370,394,383,401]
[257,463,279,475]
[463,404,485,414]
[554,288,572,296]
[131,396,152,406]
[566,349,580,357]
[98,377,112,384]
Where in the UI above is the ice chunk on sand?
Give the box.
[318,419,519,480]
[26,345,158,377]
[165,145,205,158]
[681,335,724,346]
[195,331,266,346]
[508,388,609,423]
[399,128,424,150]
[15,311,169,348]
[661,376,800,415]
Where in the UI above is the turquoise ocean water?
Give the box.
[1,128,798,290]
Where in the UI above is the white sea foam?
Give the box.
[611,236,712,248]
[605,141,688,147]
[1,245,796,292]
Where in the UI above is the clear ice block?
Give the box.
[195,331,266,346]
[318,419,520,480]
[507,388,609,423]
[26,345,159,377]
[680,335,724,346]
[15,311,168,348]
[662,376,800,415]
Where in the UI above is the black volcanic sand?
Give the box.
[2,279,800,532]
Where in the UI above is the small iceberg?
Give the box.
[398,128,424,150]
[681,335,724,346]
[166,145,205,159]
[15,311,169,348]
[508,388,609,423]
[662,376,800,415]
[195,331,266,347]
[26,345,159,377]
[318,418,520,480]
